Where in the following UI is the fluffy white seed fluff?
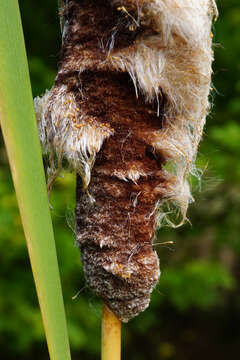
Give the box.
[35,85,114,189]
[108,0,217,221]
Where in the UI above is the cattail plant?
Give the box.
[34,0,218,357]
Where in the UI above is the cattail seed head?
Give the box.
[35,0,217,321]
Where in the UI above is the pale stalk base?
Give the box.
[101,304,122,360]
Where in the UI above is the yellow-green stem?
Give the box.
[102,304,122,360]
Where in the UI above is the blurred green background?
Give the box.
[0,0,240,359]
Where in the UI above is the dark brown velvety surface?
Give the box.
[75,71,166,321]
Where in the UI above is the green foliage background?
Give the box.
[0,1,239,359]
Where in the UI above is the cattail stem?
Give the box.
[102,304,121,360]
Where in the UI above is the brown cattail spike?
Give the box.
[34,0,217,321]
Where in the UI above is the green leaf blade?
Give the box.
[0,1,71,359]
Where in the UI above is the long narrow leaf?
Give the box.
[0,1,71,359]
